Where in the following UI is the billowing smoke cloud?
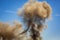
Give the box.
[0,0,52,40]
[18,0,52,19]
[0,22,26,40]
[18,0,52,31]
[18,0,52,40]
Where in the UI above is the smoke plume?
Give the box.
[18,0,52,40]
[0,22,26,40]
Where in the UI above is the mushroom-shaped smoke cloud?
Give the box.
[18,0,52,40]
[18,0,52,32]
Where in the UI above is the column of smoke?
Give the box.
[18,0,52,40]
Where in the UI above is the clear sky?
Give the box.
[0,0,60,40]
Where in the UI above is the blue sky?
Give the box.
[0,0,60,40]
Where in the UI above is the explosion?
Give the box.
[18,0,52,31]
[0,0,52,40]
[18,0,52,40]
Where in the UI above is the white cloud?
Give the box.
[49,36,60,40]
[5,10,17,14]
[54,14,60,16]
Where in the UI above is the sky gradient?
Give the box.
[0,0,60,40]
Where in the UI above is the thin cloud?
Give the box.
[55,14,60,16]
[5,10,17,14]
